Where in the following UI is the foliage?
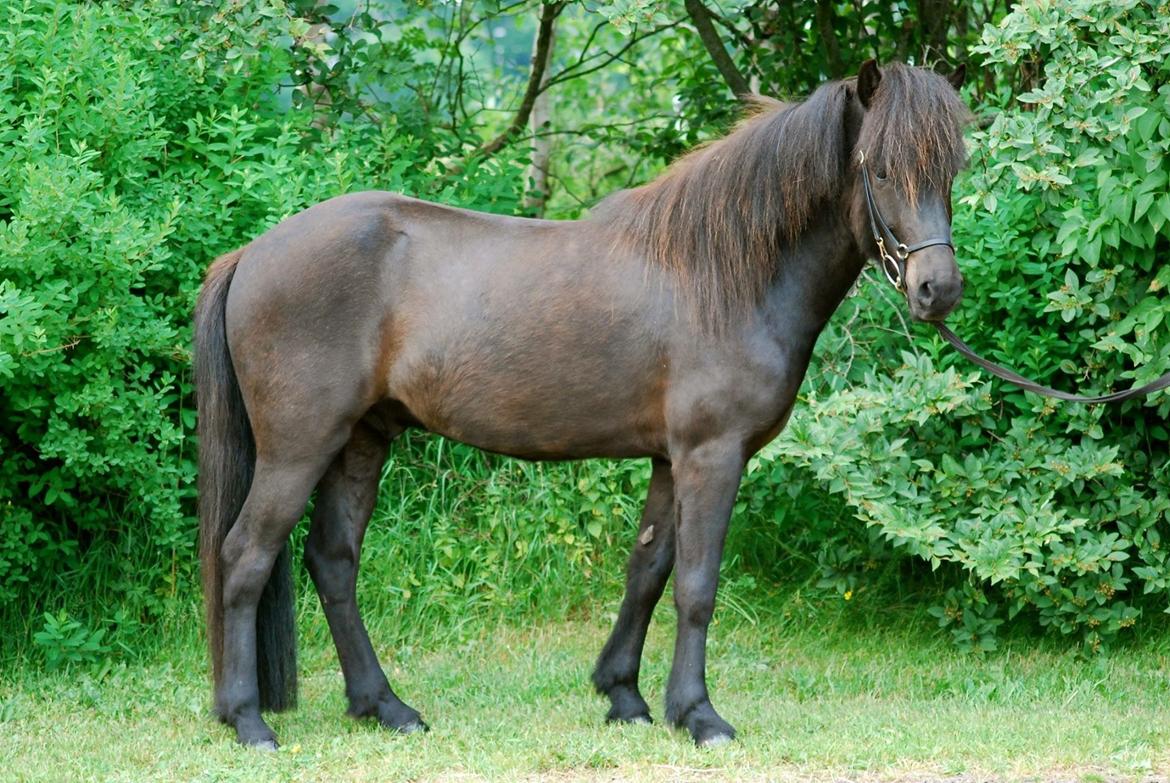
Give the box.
[538,0,1009,216]
[1,0,198,617]
[0,0,528,654]
[2,0,1167,665]
[756,0,1170,651]
[332,436,653,648]
[32,610,112,670]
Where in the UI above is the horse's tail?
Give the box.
[195,247,298,713]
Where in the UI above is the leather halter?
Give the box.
[859,151,1170,405]
[859,150,954,294]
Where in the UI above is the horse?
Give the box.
[194,59,971,749]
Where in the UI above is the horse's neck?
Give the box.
[758,209,865,338]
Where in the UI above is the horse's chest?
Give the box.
[664,338,810,453]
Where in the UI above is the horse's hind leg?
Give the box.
[305,419,427,733]
[592,458,676,724]
[218,453,337,748]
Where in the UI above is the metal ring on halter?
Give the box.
[878,247,904,291]
[884,261,904,292]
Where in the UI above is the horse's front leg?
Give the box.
[664,440,743,746]
[592,458,676,724]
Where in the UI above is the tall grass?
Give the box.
[301,431,885,653]
[312,433,649,650]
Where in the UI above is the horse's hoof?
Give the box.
[371,700,429,735]
[691,716,737,747]
[604,686,653,725]
[242,737,279,752]
[671,701,736,747]
[396,718,429,735]
[606,711,652,726]
[234,715,279,750]
[697,731,734,748]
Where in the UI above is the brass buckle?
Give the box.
[876,237,905,293]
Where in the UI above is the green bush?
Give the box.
[32,610,112,670]
[0,1,199,616]
[755,0,1170,651]
[0,0,530,651]
[334,436,652,648]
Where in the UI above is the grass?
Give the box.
[4,441,1168,781]
[4,590,1170,782]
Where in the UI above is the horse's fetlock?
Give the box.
[346,687,391,718]
[665,676,710,725]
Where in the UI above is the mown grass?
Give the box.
[5,588,1170,782]
[6,440,1170,780]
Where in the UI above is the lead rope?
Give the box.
[931,323,1170,404]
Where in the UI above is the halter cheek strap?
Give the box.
[858,150,954,293]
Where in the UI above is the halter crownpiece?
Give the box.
[858,149,955,295]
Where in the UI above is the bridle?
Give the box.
[858,153,1170,405]
[858,150,954,295]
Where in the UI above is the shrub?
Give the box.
[4,0,1165,661]
[338,436,652,648]
[0,0,529,650]
[33,610,112,670]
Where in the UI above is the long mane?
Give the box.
[595,63,971,329]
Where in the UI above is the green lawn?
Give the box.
[4,601,1170,782]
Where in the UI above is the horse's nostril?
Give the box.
[919,280,934,303]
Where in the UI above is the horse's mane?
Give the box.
[595,63,972,328]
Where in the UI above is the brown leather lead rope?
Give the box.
[859,154,1170,405]
[933,322,1170,404]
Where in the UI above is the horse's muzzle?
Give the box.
[906,250,963,322]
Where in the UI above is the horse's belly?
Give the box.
[388,346,666,460]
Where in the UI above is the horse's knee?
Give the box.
[643,538,675,579]
[220,508,306,610]
[673,573,717,628]
[221,547,280,608]
[628,525,675,583]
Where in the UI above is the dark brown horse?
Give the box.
[195,60,970,749]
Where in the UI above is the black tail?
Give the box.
[195,248,297,713]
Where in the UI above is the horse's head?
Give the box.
[846,60,970,322]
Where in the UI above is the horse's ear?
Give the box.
[857,59,882,108]
[947,63,967,90]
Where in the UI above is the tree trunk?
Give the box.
[814,0,845,79]
[525,19,556,215]
[478,1,564,158]
[684,0,751,96]
[917,0,954,63]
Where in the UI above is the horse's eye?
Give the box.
[875,169,888,181]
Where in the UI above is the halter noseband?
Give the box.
[858,150,955,294]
